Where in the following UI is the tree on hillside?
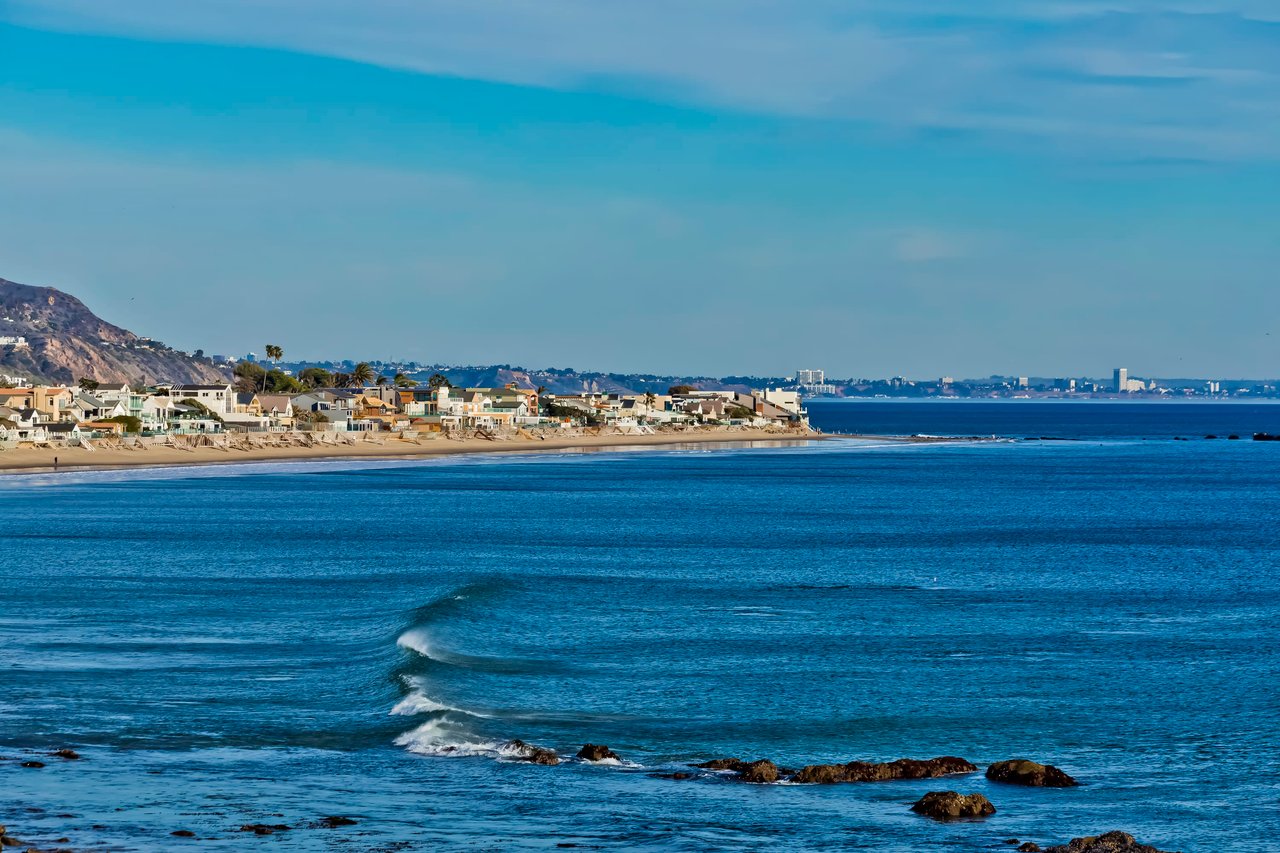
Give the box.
[77,377,100,392]
[668,384,697,395]
[427,373,452,390]
[350,362,375,387]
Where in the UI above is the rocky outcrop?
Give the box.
[986,759,1078,787]
[577,744,621,762]
[1044,831,1179,853]
[693,758,781,783]
[909,791,996,820]
[51,748,80,760]
[502,739,560,766]
[1018,844,1042,852]
[793,756,976,784]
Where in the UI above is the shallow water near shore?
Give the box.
[2,411,1278,851]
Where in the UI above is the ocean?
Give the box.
[2,403,1278,851]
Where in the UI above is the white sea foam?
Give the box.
[394,718,508,758]
[390,676,490,719]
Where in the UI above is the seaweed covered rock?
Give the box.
[986,759,1078,787]
[793,756,975,784]
[910,791,996,820]
[692,758,780,783]
[1044,830,1179,853]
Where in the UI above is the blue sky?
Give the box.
[1,2,1277,377]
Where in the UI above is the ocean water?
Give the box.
[2,409,1278,852]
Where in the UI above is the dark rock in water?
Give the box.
[1019,844,1043,852]
[239,824,291,835]
[171,830,196,837]
[651,771,694,780]
[737,759,780,784]
[1254,433,1278,441]
[577,744,621,762]
[526,748,560,765]
[20,761,44,768]
[502,739,561,766]
[910,791,996,820]
[1228,434,1240,440]
[0,834,21,848]
[51,748,81,760]
[1003,840,1021,846]
[319,816,357,828]
[1043,830,1179,853]
[986,759,1078,787]
[793,755,975,784]
[1204,435,1217,440]
[692,758,779,783]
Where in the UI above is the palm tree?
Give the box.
[375,375,389,387]
[393,372,418,388]
[265,344,283,361]
[536,385,547,415]
[331,372,352,388]
[350,362,375,387]
[644,391,657,420]
[428,373,451,390]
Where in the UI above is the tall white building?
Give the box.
[1114,368,1128,393]
[796,369,825,386]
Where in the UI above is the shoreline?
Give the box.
[0,428,835,475]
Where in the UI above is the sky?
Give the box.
[1,2,1278,378]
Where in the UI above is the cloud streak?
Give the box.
[7,0,1280,160]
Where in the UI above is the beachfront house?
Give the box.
[171,383,236,416]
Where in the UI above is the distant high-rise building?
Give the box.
[1114,368,1128,393]
[796,369,825,386]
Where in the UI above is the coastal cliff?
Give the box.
[0,276,229,386]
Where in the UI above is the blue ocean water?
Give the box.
[2,409,1278,852]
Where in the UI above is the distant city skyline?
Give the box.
[1,3,1278,377]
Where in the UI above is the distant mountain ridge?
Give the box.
[0,276,230,386]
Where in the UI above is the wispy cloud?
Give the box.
[6,1,1280,160]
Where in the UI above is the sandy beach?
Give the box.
[0,428,826,474]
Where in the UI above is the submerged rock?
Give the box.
[318,816,358,828]
[692,758,780,783]
[1019,844,1043,852]
[171,830,196,837]
[239,823,290,835]
[793,756,976,784]
[1044,831,1179,853]
[576,744,621,762]
[19,761,44,769]
[50,749,81,760]
[910,791,996,820]
[986,759,1078,787]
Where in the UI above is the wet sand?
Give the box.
[0,429,827,475]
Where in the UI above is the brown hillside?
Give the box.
[0,276,229,386]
